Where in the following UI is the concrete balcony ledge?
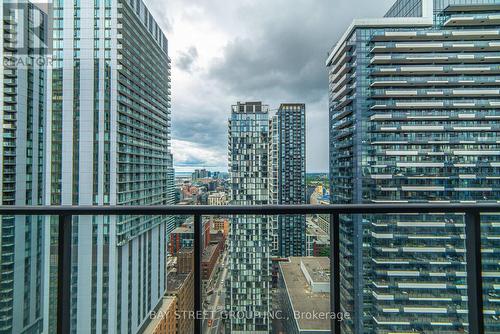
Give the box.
[371,41,500,53]
[444,14,500,27]
[371,65,499,76]
[372,29,500,41]
[371,88,500,98]
[371,54,500,65]
[371,78,500,87]
[332,84,355,101]
[331,73,355,93]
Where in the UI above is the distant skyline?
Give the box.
[144,0,395,172]
[174,166,224,174]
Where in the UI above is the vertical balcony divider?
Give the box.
[465,210,484,334]
[57,214,72,334]
[330,212,341,334]
[194,214,203,334]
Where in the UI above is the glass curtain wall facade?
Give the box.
[227,102,272,333]
[46,0,173,332]
[327,0,500,333]
[0,2,46,333]
[269,113,280,256]
[385,0,424,17]
[269,104,307,257]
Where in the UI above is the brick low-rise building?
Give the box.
[166,272,194,334]
[143,297,177,334]
[169,221,210,255]
[201,243,222,280]
[209,230,226,246]
[177,247,193,275]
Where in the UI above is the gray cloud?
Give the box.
[177,157,204,166]
[176,46,199,73]
[144,0,395,172]
[208,15,327,103]
[172,111,226,149]
[207,0,394,105]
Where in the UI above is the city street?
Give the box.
[203,245,229,334]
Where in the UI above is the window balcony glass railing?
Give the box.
[0,203,497,334]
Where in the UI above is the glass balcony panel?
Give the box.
[0,208,494,333]
[0,215,54,334]
[481,212,500,334]
[350,213,469,334]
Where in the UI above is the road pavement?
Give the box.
[203,247,229,334]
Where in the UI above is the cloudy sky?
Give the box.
[144,0,396,173]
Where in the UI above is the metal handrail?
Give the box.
[0,203,498,214]
[0,203,496,334]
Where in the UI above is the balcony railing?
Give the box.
[0,203,498,334]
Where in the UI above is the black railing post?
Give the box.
[57,214,72,334]
[194,214,202,334]
[330,212,341,334]
[465,210,484,334]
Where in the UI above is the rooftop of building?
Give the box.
[210,230,224,236]
[301,257,330,283]
[202,243,219,262]
[231,101,270,113]
[280,257,330,331]
[171,225,193,234]
[208,192,226,197]
[326,0,434,66]
[306,218,328,237]
[124,0,169,54]
[279,103,306,108]
[178,246,193,255]
[167,272,191,293]
[143,296,176,333]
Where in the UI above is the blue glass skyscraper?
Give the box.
[227,101,306,332]
[46,0,174,332]
[0,2,47,332]
[327,0,500,332]
[269,104,307,257]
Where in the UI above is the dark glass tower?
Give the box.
[227,101,307,332]
[0,2,46,333]
[270,104,307,257]
[227,102,272,333]
[327,1,500,333]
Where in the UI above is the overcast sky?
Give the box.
[144,0,396,173]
